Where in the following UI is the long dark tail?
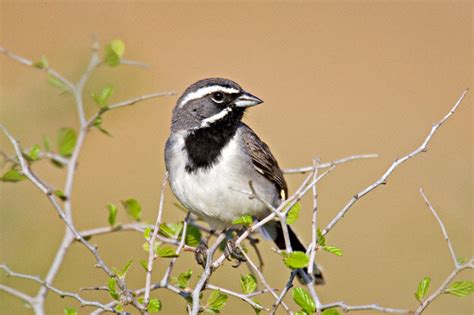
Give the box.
[270,221,325,285]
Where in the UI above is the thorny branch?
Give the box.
[0,39,471,315]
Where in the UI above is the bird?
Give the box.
[164,78,324,284]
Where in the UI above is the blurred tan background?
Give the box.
[0,1,472,314]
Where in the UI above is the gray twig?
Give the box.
[323,89,469,236]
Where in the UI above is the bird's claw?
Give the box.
[195,238,208,267]
[224,239,246,268]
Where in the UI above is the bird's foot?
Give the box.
[194,238,208,268]
[224,239,247,268]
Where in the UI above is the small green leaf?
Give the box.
[116,260,133,279]
[43,135,51,152]
[457,257,467,264]
[1,169,26,182]
[104,39,125,67]
[232,215,253,226]
[47,74,69,92]
[92,116,112,137]
[33,55,48,69]
[139,259,148,271]
[91,85,114,108]
[322,246,343,256]
[415,276,431,302]
[143,226,152,239]
[240,274,257,294]
[252,299,262,314]
[122,198,142,221]
[57,128,77,157]
[147,298,162,312]
[159,222,183,238]
[322,309,341,315]
[292,287,315,314]
[142,241,159,253]
[107,203,118,227]
[283,251,309,269]
[317,228,326,247]
[294,312,307,315]
[115,303,124,312]
[64,307,77,315]
[28,145,41,161]
[185,224,202,246]
[444,280,474,297]
[287,202,301,224]
[107,277,120,300]
[173,269,192,289]
[156,245,178,258]
[206,290,228,313]
[54,189,67,201]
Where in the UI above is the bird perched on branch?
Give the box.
[165,78,324,284]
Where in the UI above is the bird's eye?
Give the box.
[211,92,225,103]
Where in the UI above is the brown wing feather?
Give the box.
[240,124,288,199]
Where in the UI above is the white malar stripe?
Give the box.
[178,85,239,108]
[200,107,232,128]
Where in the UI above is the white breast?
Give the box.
[166,130,274,230]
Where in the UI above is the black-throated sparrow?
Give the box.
[165,78,324,284]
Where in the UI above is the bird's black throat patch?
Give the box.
[184,108,244,173]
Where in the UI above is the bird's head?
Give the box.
[171,78,263,131]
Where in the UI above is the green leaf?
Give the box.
[115,303,124,312]
[240,274,257,294]
[206,290,228,313]
[283,251,309,269]
[28,145,41,161]
[43,135,52,152]
[107,277,120,300]
[322,309,341,315]
[173,269,192,289]
[292,287,315,314]
[91,85,114,108]
[444,280,474,297]
[92,116,112,137]
[121,198,142,221]
[115,260,133,279]
[457,257,467,264]
[142,241,159,253]
[54,189,67,201]
[322,246,343,256]
[104,39,125,67]
[252,299,262,314]
[57,128,77,157]
[294,312,308,315]
[232,215,253,226]
[139,259,148,271]
[33,55,48,69]
[143,226,152,239]
[156,245,178,258]
[185,224,202,246]
[415,276,431,302]
[286,202,301,224]
[147,298,162,312]
[159,222,183,238]
[107,203,118,227]
[317,228,326,247]
[1,169,26,182]
[47,74,69,92]
[64,307,77,315]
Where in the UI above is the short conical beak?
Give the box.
[234,92,263,108]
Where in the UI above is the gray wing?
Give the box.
[240,124,288,200]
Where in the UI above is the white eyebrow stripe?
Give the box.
[178,85,239,108]
[200,107,233,128]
